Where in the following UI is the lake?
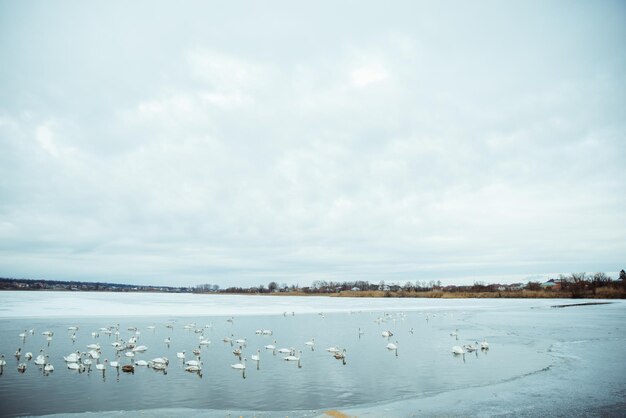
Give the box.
[0,292,624,417]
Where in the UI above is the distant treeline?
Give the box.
[194,270,626,299]
[3,270,625,299]
[0,277,189,293]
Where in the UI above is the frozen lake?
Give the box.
[0,291,624,417]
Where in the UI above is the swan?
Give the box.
[185,359,201,367]
[135,360,148,366]
[34,353,46,366]
[255,330,262,335]
[233,347,243,356]
[231,358,246,370]
[86,343,100,350]
[452,345,465,355]
[262,329,272,335]
[132,345,148,352]
[109,359,120,368]
[251,349,260,362]
[326,346,339,353]
[264,340,277,350]
[67,362,84,371]
[381,330,393,338]
[333,349,346,360]
[151,362,167,371]
[88,350,100,359]
[284,350,301,362]
[235,338,246,345]
[41,331,53,336]
[96,360,107,371]
[146,325,156,330]
[386,341,398,350]
[164,337,171,344]
[24,352,33,360]
[0,355,5,366]
[222,335,233,343]
[464,343,478,352]
[17,363,27,373]
[177,351,186,359]
[199,339,211,346]
[68,326,78,331]
[185,364,201,372]
[151,357,169,365]
[277,347,293,354]
[43,358,54,373]
[125,351,135,358]
[450,329,459,337]
[481,340,489,350]
[305,338,315,347]
[63,351,81,362]
[14,348,21,358]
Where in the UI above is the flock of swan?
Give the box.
[0,311,492,381]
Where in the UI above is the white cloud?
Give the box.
[1,2,625,287]
[351,63,389,87]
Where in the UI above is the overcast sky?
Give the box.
[1,1,624,287]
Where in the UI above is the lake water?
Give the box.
[0,292,624,417]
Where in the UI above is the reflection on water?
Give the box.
[0,294,623,417]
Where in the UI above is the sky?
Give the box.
[1,1,625,287]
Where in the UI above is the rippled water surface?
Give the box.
[0,292,624,417]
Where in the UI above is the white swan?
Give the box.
[199,339,211,346]
[481,340,489,350]
[277,347,292,354]
[109,359,120,368]
[132,345,148,352]
[251,349,261,362]
[96,360,107,371]
[284,350,301,362]
[185,359,201,367]
[86,343,100,350]
[43,358,54,373]
[305,338,315,347]
[231,358,246,370]
[386,341,398,350]
[17,363,27,372]
[34,352,46,366]
[135,360,148,366]
[0,354,5,366]
[185,364,201,372]
[177,351,186,359]
[264,340,276,350]
[163,337,171,344]
[151,357,169,365]
[381,330,393,338]
[452,345,465,355]
[63,351,81,363]
[326,346,339,353]
[24,352,33,360]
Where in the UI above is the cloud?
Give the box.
[0,2,625,286]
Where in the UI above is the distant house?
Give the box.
[351,287,361,291]
[541,279,561,290]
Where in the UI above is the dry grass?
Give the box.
[323,411,354,418]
